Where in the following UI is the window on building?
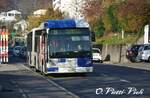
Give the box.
[8,13,14,16]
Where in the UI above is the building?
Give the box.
[33,9,47,17]
[52,0,86,19]
[0,10,22,22]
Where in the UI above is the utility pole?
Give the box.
[121,29,124,39]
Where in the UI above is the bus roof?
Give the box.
[39,19,89,29]
[44,20,76,29]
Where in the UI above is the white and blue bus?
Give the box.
[27,19,93,74]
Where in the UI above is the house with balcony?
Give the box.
[0,10,22,22]
[33,9,47,17]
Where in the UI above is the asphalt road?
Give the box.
[1,56,150,98]
[49,63,150,98]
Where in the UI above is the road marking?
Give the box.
[120,79,131,83]
[101,79,131,84]
[100,74,131,84]
[21,64,80,98]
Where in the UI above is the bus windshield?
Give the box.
[48,29,91,58]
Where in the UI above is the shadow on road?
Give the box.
[46,73,87,78]
[8,56,27,64]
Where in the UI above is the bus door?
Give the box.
[39,34,45,68]
[36,36,40,69]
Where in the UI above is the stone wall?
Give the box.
[102,44,130,63]
[97,37,144,63]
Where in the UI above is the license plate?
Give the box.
[58,58,66,62]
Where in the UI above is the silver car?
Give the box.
[20,47,27,58]
[13,46,22,56]
[137,44,150,62]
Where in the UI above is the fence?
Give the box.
[0,26,8,63]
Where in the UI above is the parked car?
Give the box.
[126,44,144,62]
[19,47,27,58]
[13,46,22,56]
[137,44,150,62]
[92,48,103,63]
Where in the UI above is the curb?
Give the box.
[102,61,150,71]
[108,63,150,71]
[21,64,80,98]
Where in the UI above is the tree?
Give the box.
[117,0,150,33]
[83,0,104,37]
[27,5,63,30]
[41,6,63,20]
[96,18,105,37]
[84,0,150,39]
[27,15,41,30]
[83,0,104,23]
[107,5,119,32]
[83,0,122,36]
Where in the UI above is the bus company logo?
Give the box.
[96,87,144,95]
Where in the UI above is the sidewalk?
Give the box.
[103,61,150,71]
[116,62,150,71]
[0,64,78,98]
[0,64,23,98]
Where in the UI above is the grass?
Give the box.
[96,35,139,45]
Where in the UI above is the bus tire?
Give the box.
[148,56,150,62]
[35,68,40,72]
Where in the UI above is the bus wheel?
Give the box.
[35,63,40,72]
[35,68,40,72]
[148,57,150,62]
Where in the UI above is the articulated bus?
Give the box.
[27,20,93,74]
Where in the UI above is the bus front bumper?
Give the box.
[45,67,93,74]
